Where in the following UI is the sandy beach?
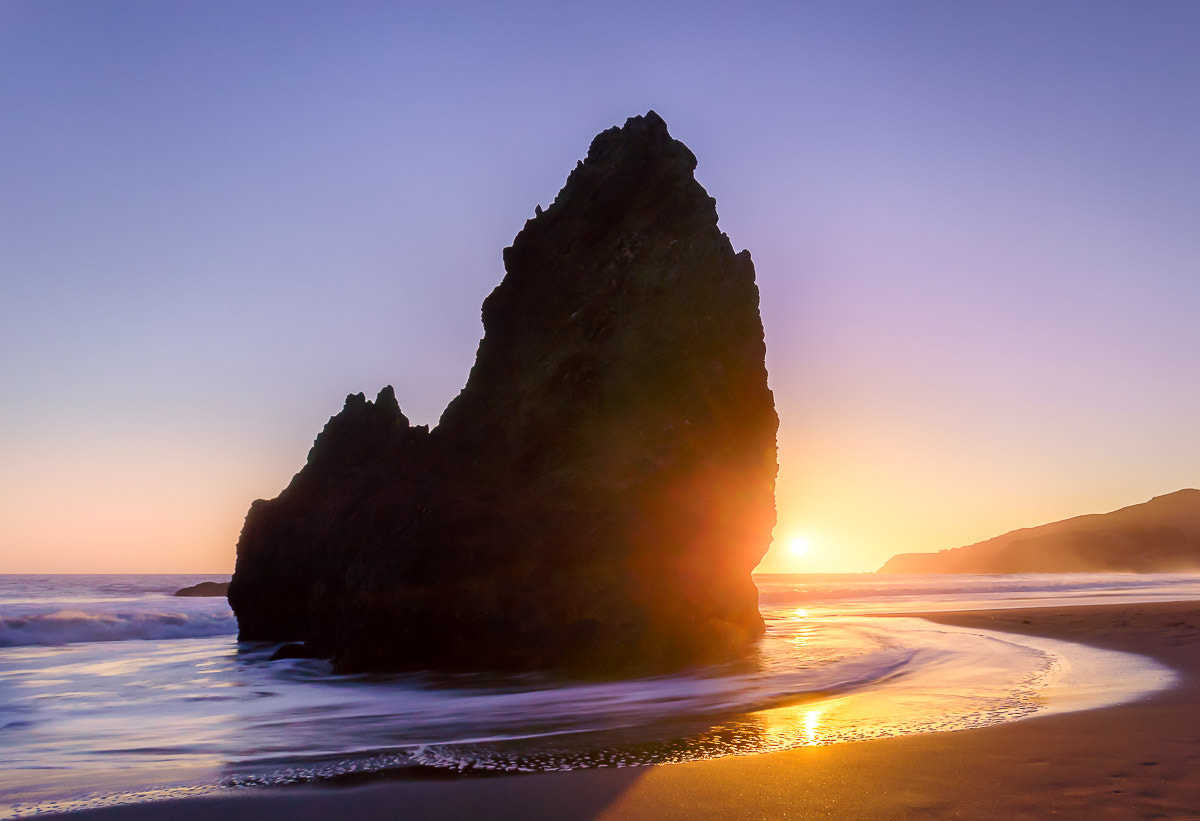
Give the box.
[37,599,1199,820]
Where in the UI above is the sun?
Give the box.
[789,537,810,557]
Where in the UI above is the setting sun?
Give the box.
[790,537,810,557]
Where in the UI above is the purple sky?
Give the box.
[2,0,1199,572]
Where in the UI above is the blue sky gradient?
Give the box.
[3,1,1199,571]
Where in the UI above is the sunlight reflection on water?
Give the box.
[0,572,1190,817]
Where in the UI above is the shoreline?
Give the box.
[36,600,1200,819]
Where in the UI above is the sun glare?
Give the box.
[790,537,810,557]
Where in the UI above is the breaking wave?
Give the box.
[0,609,237,647]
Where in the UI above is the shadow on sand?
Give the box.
[47,767,647,821]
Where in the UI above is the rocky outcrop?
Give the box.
[227,112,778,675]
[879,490,1200,574]
[174,581,229,597]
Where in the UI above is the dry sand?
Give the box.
[48,601,1200,820]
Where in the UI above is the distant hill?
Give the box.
[878,489,1200,574]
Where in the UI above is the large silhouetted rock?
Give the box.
[879,490,1200,574]
[228,112,778,675]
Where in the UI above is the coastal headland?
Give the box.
[880,489,1200,574]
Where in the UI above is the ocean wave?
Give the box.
[756,573,1200,606]
[0,609,237,647]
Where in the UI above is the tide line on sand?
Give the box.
[17,600,1200,820]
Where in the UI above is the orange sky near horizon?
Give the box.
[1,409,1191,576]
[4,3,1200,577]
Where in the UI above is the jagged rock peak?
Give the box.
[229,112,777,676]
[515,111,713,243]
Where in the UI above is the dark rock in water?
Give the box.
[878,489,1200,574]
[228,112,778,675]
[174,581,229,597]
[270,642,325,661]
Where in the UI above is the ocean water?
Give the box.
[0,572,1189,818]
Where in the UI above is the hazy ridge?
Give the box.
[879,489,1200,574]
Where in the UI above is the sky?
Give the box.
[2,0,1199,574]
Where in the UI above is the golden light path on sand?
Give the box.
[748,617,1174,751]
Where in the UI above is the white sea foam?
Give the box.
[0,608,237,647]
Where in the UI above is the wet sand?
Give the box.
[46,601,1200,820]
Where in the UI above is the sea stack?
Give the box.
[228,112,778,675]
